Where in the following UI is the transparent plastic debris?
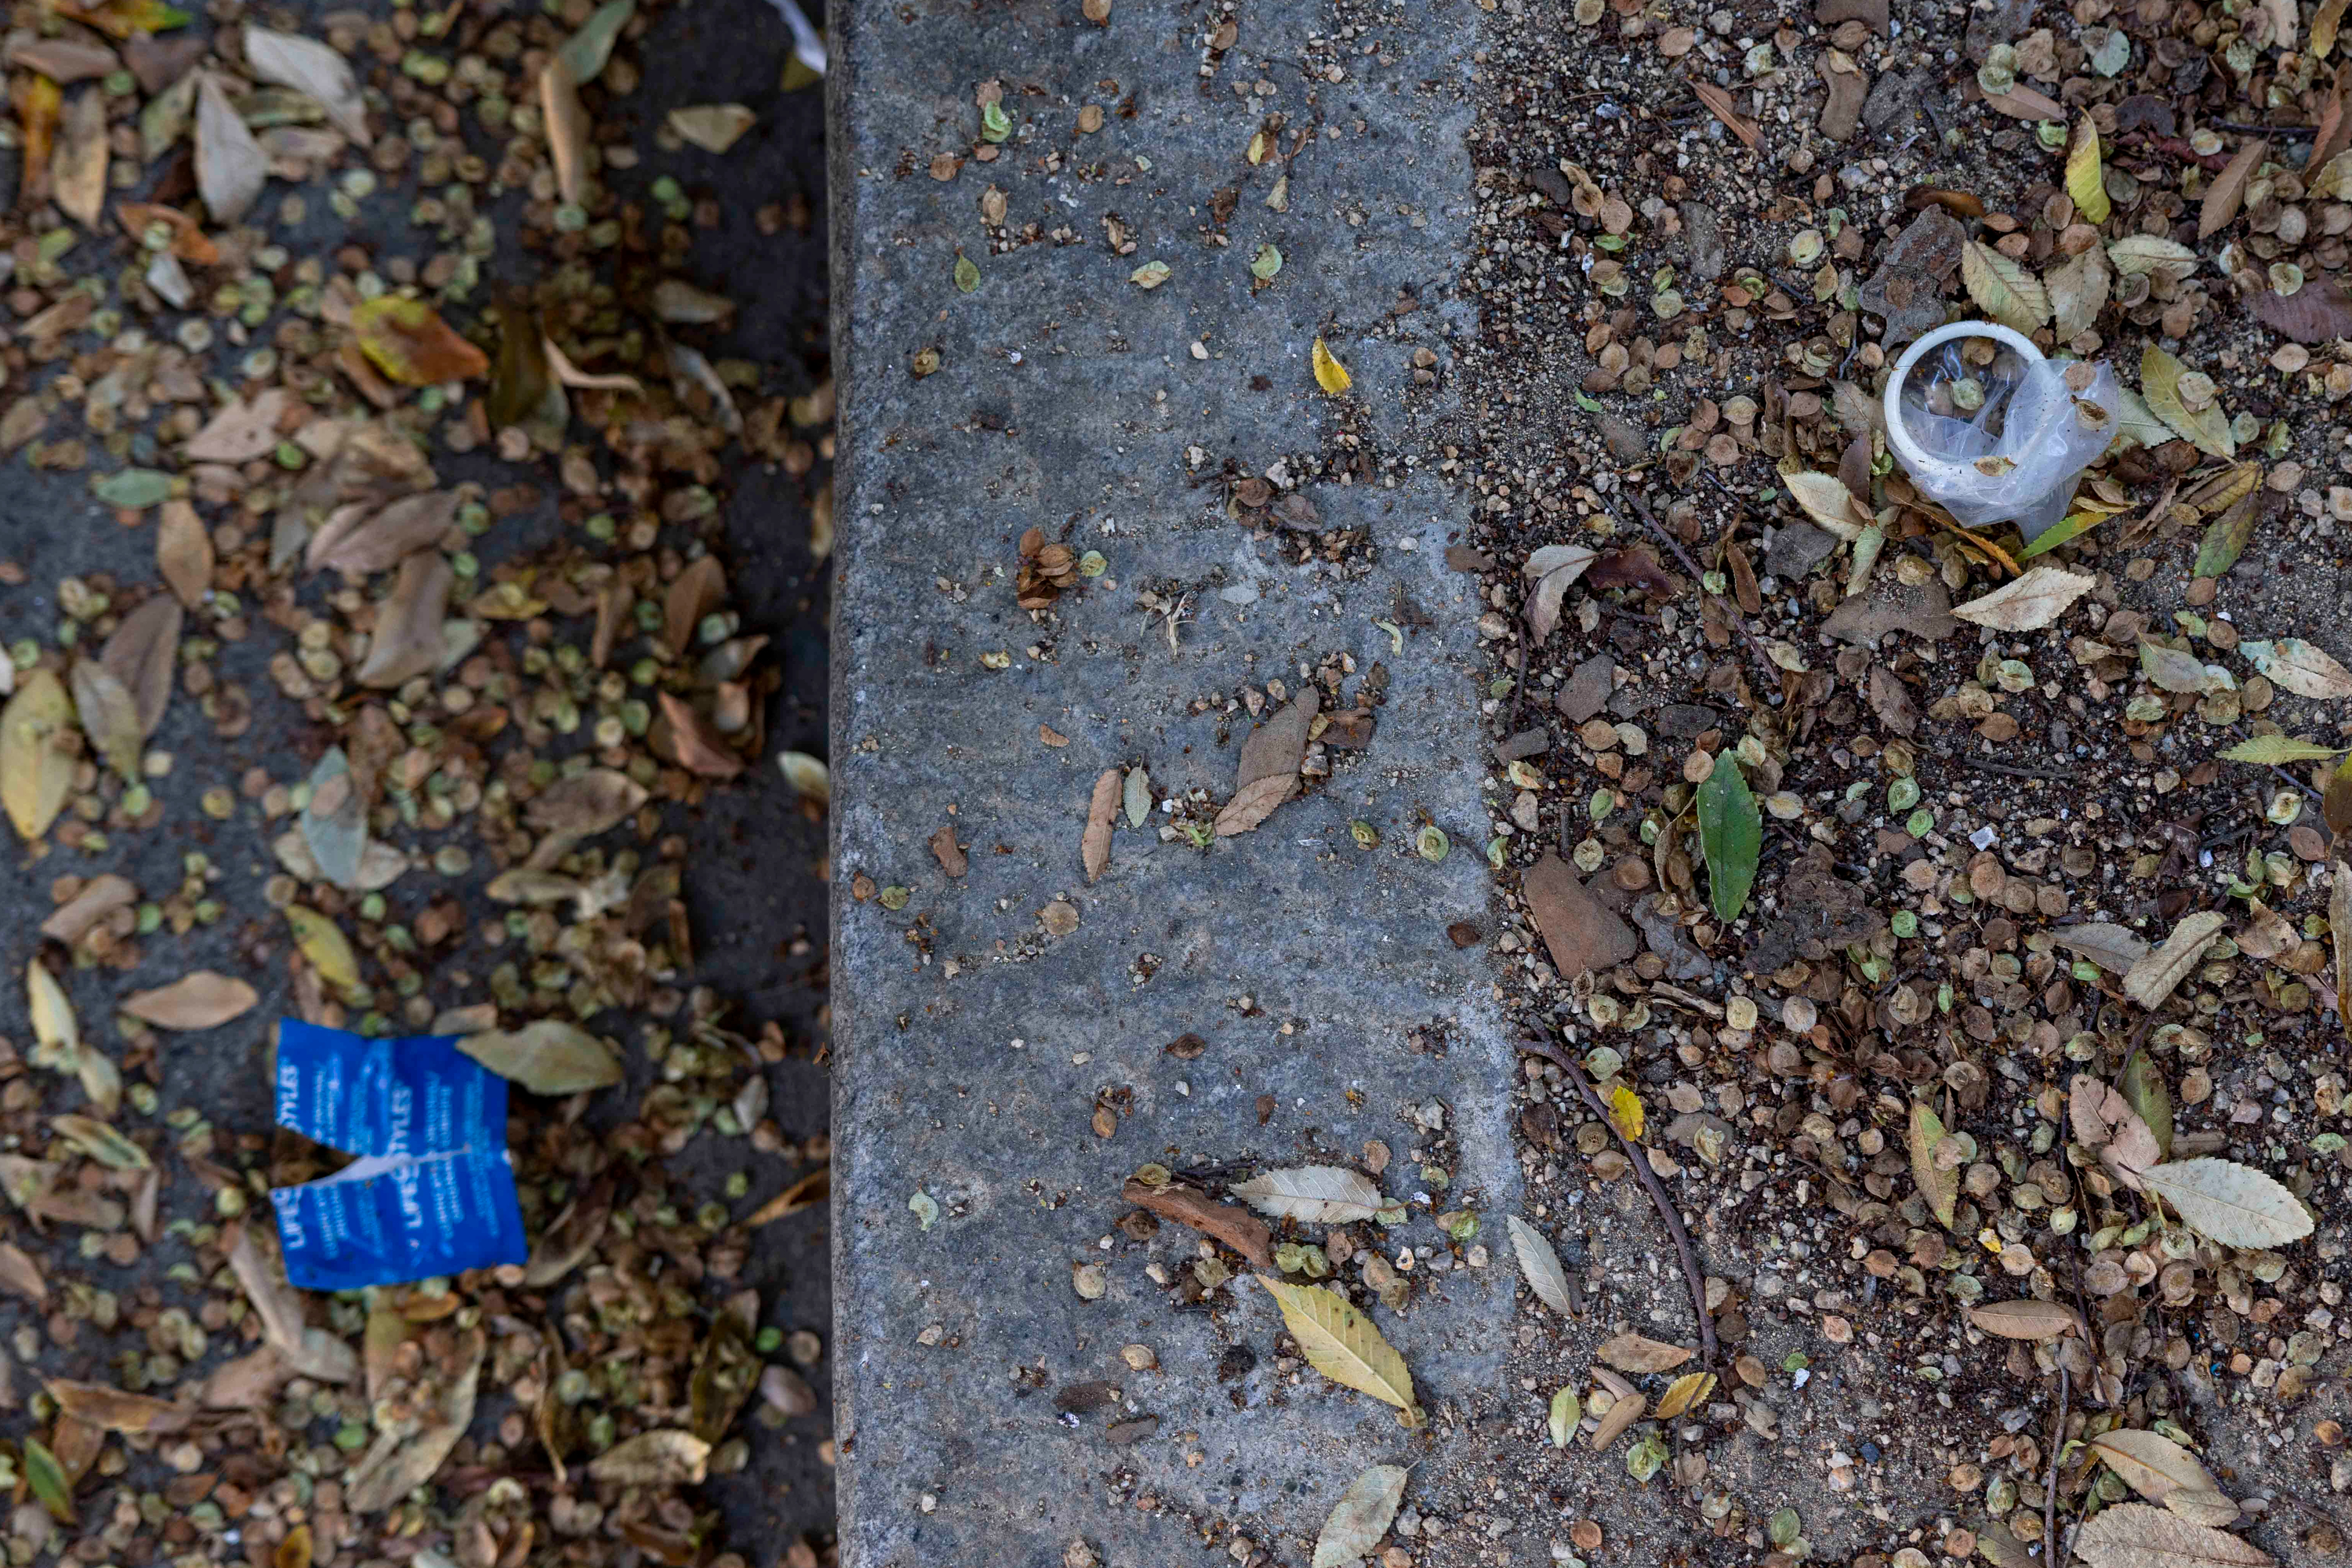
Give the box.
[766,0,827,74]
[1882,322,2118,540]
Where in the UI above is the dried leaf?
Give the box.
[1523,543,1598,639]
[184,388,287,463]
[1595,1333,1692,1374]
[528,768,648,836]
[1588,1389,1646,1450]
[224,1224,360,1384]
[157,499,214,606]
[356,552,453,688]
[544,336,644,396]
[2198,139,2267,240]
[1910,1100,1958,1229]
[2321,0,2347,54]
[459,1020,623,1095]
[1258,1276,1416,1410]
[67,661,142,784]
[2249,277,2352,344]
[2138,638,2234,696]
[1215,689,1316,836]
[2193,492,2259,579]
[1233,1165,1382,1223]
[1312,1465,1408,1568]
[1697,753,1760,923]
[1967,1298,2083,1340]
[669,103,757,151]
[194,71,265,223]
[352,296,488,385]
[540,57,590,208]
[2091,1428,2230,1512]
[3,670,80,843]
[663,555,727,655]
[344,1329,483,1512]
[1653,1370,1715,1420]
[1121,1179,1272,1269]
[27,960,78,1069]
[589,1428,711,1486]
[2123,909,2227,1009]
[775,750,829,807]
[1689,79,1759,144]
[2071,1073,2162,1189]
[285,906,359,990]
[242,26,369,144]
[53,87,109,229]
[2107,234,2203,281]
[2239,637,2352,700]
[0,1239,43,1308]
[201,1345,290,1410]
[100,596,182,739]
[2140,1158,2314,1249]
[299,746,368,889]
[2072,1503,2273,1568]
[1083,767,1119,882]
[556,0,635,82]
[2334,860,2352,1036]
[2046,245,2111,341]
[688,1292,760,1444]
[2066,115,2110,223]
[19,75,61,209]
[1311,337,1351,394]
[275,1524,314,1568]
[121,971,258,1029]
[1951,565,2096,632]
[2053,921,2150,975]
[1960,240,2050,333]
[1782,470,1868,539]
[9,39,119,80]
[1548,1386,1581,1446]
[44,1379,191,1435]
[1607,1083,1645,1141]
[2140,344,2234,458]
[659,691,746,777]
[1506,1215,1574,1316]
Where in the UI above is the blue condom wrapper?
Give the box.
[268,1020,528,1290]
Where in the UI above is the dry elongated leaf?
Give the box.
[541,57,590,207]
[357,552,453,688]
[0,1240,46,1306]
[459,1020,622,1094]
[194,71,265,223]
[1313,1465,1408,1568]
[26,960,77,1066]
[2168,1490,2246,1528]
[344,1329,483,1511]
[2193,491,2259,579]
[2071,1074,2161,1189]
[528,768,648,835]
[201,1346,290,1410]
[45,1379,191,1435]
[1782,470,1868,539]
[9,38,118,79]
[589,1428,710,1486]
[2122,1051,2176,1159]
[42,874,136,943]
[2239,637,2352,699]
[183,388,286,463]
[352,296,488,385]
[543,336,644,396]
[2,670,78,842]
[658,692,746,778]
[1960,240,2050,333]
[100,596,182,738]
[2334,861,2352,1035]
[121,972,258,1029]
[1215,688,1317,836]
[285,906,359,989]
[1311,337,1351,394]
[224,1223,360,1384]
[669,103,757,151]
[1523,543,1598,639]
[157,500,213,607]
[1258,1276,1416,1410]
[664,554,727,655]
[2047,245,2111,340]
[2321,0,2347,54]
[53,87,108,229]
[2091,1428,2230,1512]
[1506,1215,1574,1316]
[1588,1388,1646,1450]
[2054,921,2150,975]
[2066,115,2111,223]
[2139,637,2233,696]
[300,747,367,888]
[1911,1100,1958,1228]
[1121,1179,1273,1268]
[1233,1165,1383,1223]
[2249,277,2352,343]
[1968,1298,2084,1340]
[2140,1158,2314,1249]
[1596,1333,1692,1374]
[2141,344,2235,458]
[1951,565,2095,632]
[2124,909,2227,1009]
[67,661,142,784]
[1689,78,1759,144]
[1082,767,1119,882]
[2220,734,2343,768]
[242,27,369,143]
[2108,234,2204,281]
[2073,1503,2272,1568]
[1654,1370,1715,1420]
[2198,138,2267,239]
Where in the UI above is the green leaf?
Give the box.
[1548,1386,1581,1447]
[1250,242,1283,281]
[91,469,172,510]
[980,101,1011,143]
[24,1436,72,1523]
[2120,1053,2174,1160]
[2017,510,2104,560]
[1696,756,1761,923]
[953,254,979,293]
[2192,492,2258,578]
[556,0,634,84]
[2218,733,2344,765]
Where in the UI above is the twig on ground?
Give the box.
[1943,753,2074,781]
[1621,490,1784,695]
[1519,1033,1719,1370]
[2046,1363,2070,1566]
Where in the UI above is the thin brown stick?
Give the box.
[1519,1034,1719,1369]
[2047,1363,2070,1567]
[1622,490,1784,695]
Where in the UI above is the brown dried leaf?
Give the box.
[200,1346,290,1410]
[344,1329,483,1512]
[8,38,118,80]
[929,823,967,877]
[1689,79,1759,145]
[2090,1428,2230,1512]
[67,660,143,785]
[42,875,136,944]
[2198,139,2267,240]
[540,57,590,208]
[44,1379,191,1435]
[1083,767,1119,881]
[588,1428,711,1486]
[1595,1332,1692,1374]
[183,388,286,463]
[746,1167,829,1226]
[2071,1073,2162,1189]
[355,552,453,688]
[659,691,746,778]
[100,595,181,739]
[459,1020,622,1094]
[194,71,266,224]
[241,27,369,145]
[527,768,648,836]
[1588,1388,1646,1450]
[1910,1099,1958,1228]
[664,555,727,656]
[1215,689,1317,837]
[157,500,213,608]
[308,491,460,575]
[0,1241,45,1306]
[1967,1298,2084,1340]
[1123,1178,1274,1268]
[120,971,259,1029]
[2072,1503,2272,1567]
[53,87,108,229]
[2249,278,2352,345]
[2123,909,2227,1009]
[225,1223,360,1385]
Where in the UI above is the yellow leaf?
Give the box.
[2,669,78,844]
[2067,116,2111,224]
[1960,240,2051,334]
[25,960,78,1063]
[350,296,490,387]
[2139,344,2234,459]
[285,906,359,990]
[2318,0,2345,56]
[1311,337,1352,395]
[275,1524,314,1568]
[56,0,191,38]
[1653,1370,1715,1420]
[1607,1083,1645,1141]
[1258,1276,1415,1410]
